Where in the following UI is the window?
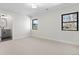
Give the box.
[61,12,78,31]
[32,19,38,30]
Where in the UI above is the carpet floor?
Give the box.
[0,37,79,55]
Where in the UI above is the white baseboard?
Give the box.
[13,35,30,40]
[32,35,79,46]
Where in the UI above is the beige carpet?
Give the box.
[0,37,79,55]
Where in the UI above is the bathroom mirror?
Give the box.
[0,18,7,28]
[0,13,7,29]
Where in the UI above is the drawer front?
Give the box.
[1,29,12,38]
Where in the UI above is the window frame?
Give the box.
[32,19,38,30]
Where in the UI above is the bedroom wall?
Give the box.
[11,13,31,40]
[31,4,79,45]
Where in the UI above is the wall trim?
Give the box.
[32,35,79,46]
[13,35,30,40]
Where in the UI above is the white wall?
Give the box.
[31,4,79,45]
[11,13,31,40]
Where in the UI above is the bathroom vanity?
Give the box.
[0,13,12,41]
[1,29,12,41]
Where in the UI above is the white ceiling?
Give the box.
[0,3,77,16]
[0,3,62,16]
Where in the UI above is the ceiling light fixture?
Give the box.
[31,3,38,8]
[27,3,42,9]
